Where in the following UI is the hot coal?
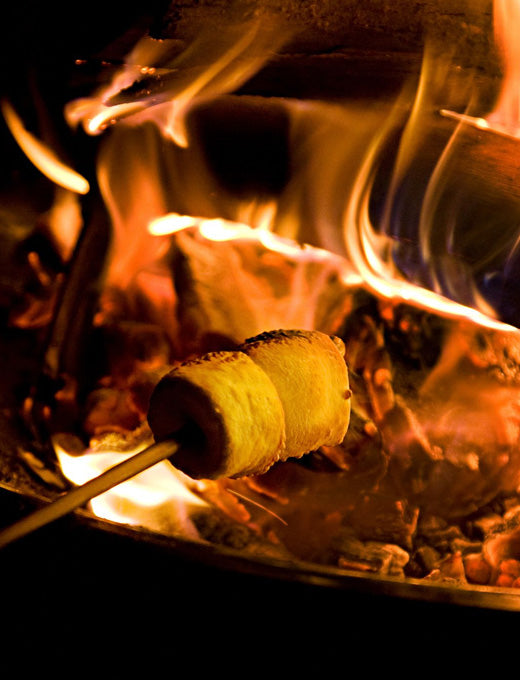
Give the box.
[8,215,520,592]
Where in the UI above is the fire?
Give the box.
[7,1,520,332]
[148,213,200,236]
[148,212,357,270]
[65,15,291,146]
[53,435,206,540]
[343,125,517,333]
[488,0,520,135]
[11,1,520,581]
[2,100,89,194]
[147,209,515,333]
[439,0,520,139]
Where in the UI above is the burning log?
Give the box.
[380,112,520,324]
[110,0,501,139]
[155,0,498,74]
[169,225,354,356]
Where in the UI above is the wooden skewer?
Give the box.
[0,438,179,550]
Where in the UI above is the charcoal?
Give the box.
[331,531,409,576]
[192,510,253,550]
[413,545,441,574]
[498,559,520,579]
[466,514,505,541]
[435,552,467,582]
[483,525,520,571]
[449,537,483,556]
[416,517,465,555]
[346,492,419,551]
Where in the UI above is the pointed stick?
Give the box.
[0,439,179,550]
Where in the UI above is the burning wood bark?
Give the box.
[169,225,353,355]
[155,0,498,74]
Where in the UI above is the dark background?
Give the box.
[1,486,518,670]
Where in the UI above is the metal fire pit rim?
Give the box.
[2,479,520,614]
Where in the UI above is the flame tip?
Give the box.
[2,99,90,194]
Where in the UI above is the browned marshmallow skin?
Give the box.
[242,330,351,460]
[148,351,285,479]
[148,330,350,479]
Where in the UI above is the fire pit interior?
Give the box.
[4,1,520,639]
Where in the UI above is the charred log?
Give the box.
[154,0,497,70]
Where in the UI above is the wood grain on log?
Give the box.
[139,1,503,102]
[154,1,497,68]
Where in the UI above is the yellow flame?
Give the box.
[2,100,90,194]
[65,36,175,135]
[76,15,519,334]
[44,189,84,261]
[487,0,520,134]
[53,437,207,539]
[148,212,360,277]
[148,201,279,238]
[445,0,520,138]
[148,213,201,235]
[163,19,278,148]
[343,128,519,334]
[65,15,291,146]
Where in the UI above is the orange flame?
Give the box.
[2,100,89,194]
[61,0,520,337]
[440,0,520,138]
[65,15,291,147]
[488,0,520,135]
[148,212,357,273]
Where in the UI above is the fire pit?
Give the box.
[3,1,520,655]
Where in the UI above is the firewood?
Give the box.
[170,226,354,357]
[55,0,489,106]
[154,0,497,74]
